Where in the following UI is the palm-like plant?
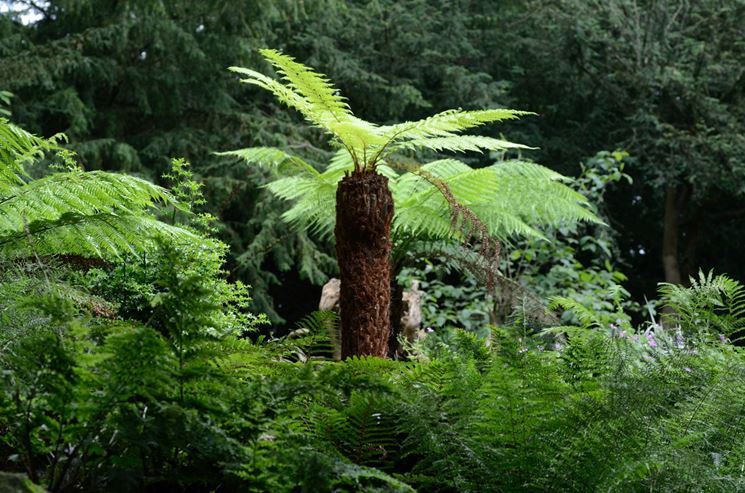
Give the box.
[224,49,596,358]
[0,118,194,260]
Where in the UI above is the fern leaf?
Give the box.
[392,134,534,154]
[380,108,532,142]
[217,147,319,176]
[258,48,351,121]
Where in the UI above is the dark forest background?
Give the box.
[2,0,744,327]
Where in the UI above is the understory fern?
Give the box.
[0,118,196,259]
[659,270,745,338]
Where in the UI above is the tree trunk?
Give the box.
[335,171,394,358]
[662,184,683,285]
[388,280,405,358]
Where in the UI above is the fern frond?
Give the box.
[548,296,604,329]
[230,52,384,160]
[393,159,596,241]
[0,171,175,233]
[392,134,534,154]
[380,108,532,142]
[0,120,198,260]
[258,48,351,121]
[288,310,341,361]
[216,147,319,176]
[659,270,745,336]
[0,213,196,259]
[228,65,312,115]
[0,118,60,189]
[314,391,398,469]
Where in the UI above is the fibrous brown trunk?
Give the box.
[335,171,394,358]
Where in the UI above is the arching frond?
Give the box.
[216,147,319,176]
[380,108,532,141]
[0,118,60,188]
[258,48,351,121]
[0,171,175,233]
[0,213,196,259]
[228,66,312,115]
[0,119,198,260]
[230,51,384,161]
[393,160,597,241]
[391,134,534,154]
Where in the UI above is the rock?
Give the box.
[318,278,424,345]
[401,280,423,343]
[319,278,341,311]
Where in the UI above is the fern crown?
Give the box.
[224,50,598,243]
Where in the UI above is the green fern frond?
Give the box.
[258,48,351,121]
[549,296,604,329]
[392,134,534,154]
[0,171,174,233]
[0,119,198,260]
[216,147,319,177]
[288,310,341,361]
[0,118,60,188]
[314,391,398,469]
[380,108,532,142]
[228,65,312,115]
[659,270,745,336]
[0,213,196,259]
[230,51,385,161]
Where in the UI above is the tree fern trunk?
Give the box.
[335,171,394,358]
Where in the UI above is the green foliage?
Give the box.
[0,118,196,259]
[659,270,745,339]
[3,258,745,491]
[230,49,529,172]
[398,151,635,333]
[225,50,597,258]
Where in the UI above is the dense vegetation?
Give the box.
[1,1,744,492]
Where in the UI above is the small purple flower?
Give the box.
[619,330,627,338]
[646,332,657,348]
[675,333,685,349]
[553,342,563,351]
[719,334,728,344]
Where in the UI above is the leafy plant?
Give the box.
[659,270,745,340]
[0,118,195,259]
[223,49,596,357]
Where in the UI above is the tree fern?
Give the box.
[0,118,196,260]
[226,49,598,357]
[226,50,595,243]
